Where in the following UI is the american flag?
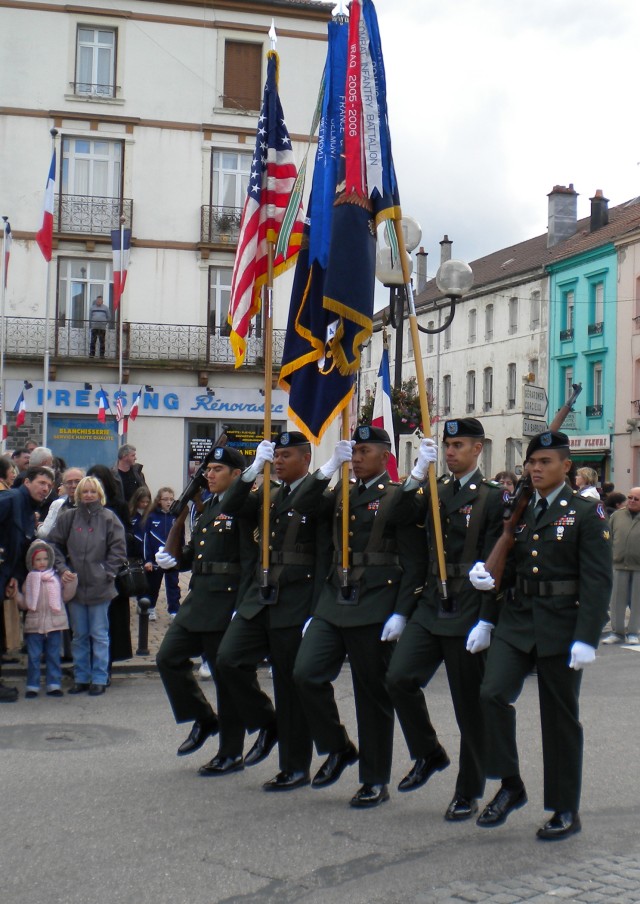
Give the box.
[228,50,303,368]
[115,394,126,436]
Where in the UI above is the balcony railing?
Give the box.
[560,328,574,341]
[71,82,119,98]
[586,404,603,418]
[201,205,242,244]
[54,194,133,235]
[4,317,284,368]
[588,321,604,336]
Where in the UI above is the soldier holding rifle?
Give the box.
[155,447,257,774]
[470,430,612,840]
[385,417,505,821]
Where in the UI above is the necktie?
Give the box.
[282,485,291,499]
[358,482,367,495]
[535,498,548,522]
[211,495,219,507]
[452,479,461,495]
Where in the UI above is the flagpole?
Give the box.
[261,244,275,595]
[118,215,125,444]
[0,218,7,452]
[340,406,350,593]
[394,220,448,601]
[42,127,58,446]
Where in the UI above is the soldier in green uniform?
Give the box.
[470,431,613,840]
[215,432,323,792]
[385,417,505,821]
[155,447,257,774]
[293,426,427,809]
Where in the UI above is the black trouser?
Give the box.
[294,618,394,785]
[386,620,486,799]
[157,622,244,758]
[216,610,313,773]
[480,636,584,812]
[90,328,106,356]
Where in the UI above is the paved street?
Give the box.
[1,638,639,904]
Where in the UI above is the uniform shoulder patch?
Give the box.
[417,487,425,496]
[596,502,606,520]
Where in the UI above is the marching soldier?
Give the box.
[293,426,427,808]
[470,431,613,839]
[385,418,505,820]
[215,432,322,791]
[155,447,257,774]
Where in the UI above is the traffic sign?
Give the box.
[523,417,548,437]
[523,384,548,417]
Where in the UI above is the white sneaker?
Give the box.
[168,613,176,622]
[148,608,157,621]
[625,634,640,645]
[601,633,624,644]
[198,661,212,680]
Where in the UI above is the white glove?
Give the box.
[381,613,407,642]
[243,440,275,481]
[569,641,596,670]
[410,438,438,481]
[469,561,495,591]
[155,546,177,569]
[302,617,312,637]
[319,440,354,479]
[466,620,494,653]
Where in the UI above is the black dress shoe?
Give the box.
[67,683,90,695]
[88,684,106,696]
[198,754,244,777]
[350,783,390,808]
[177,719,219,756]
[536,811,581,841]
[0,683,19,703]
[263,771,310,791]
[244,724,278,767]
[445,795,479,821]
[397,745,450,792]
[311,741,359,788]
[477,785,528,827]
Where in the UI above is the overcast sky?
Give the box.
[365,0,640,281]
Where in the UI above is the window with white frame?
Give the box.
[62,137,122,199]
[530,291,541,330]
[208,267,232,336]
[593,281,604,327]
[564,365,574,401]
[564,290,575,332]
[468,309,477,343]
[405,324,413,359]
[508,297,518,334]
[507,362,517,408]
[210,150,252,209]
[58,259,113,327]
[483,367,493,411]
[75,27,116,97]
[426,322,434,353]
[466,370,476,413]
[485,303,494,340]
[443,374,451,414]
[593,362,603,407]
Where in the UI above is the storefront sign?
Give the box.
[47,417,119,469]
[568,434,610,452]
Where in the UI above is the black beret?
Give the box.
[525,431,570,459]
[352,425,392,446]
[274,431,310,448]
[443,418,485,440]
[209,446,246,470]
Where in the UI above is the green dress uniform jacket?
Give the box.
[293,472,427,786]
[155,495,257,758]
[385,469,505,800]
[481,485,613,812]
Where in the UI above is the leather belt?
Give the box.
[430,563,473,578]
[516,577,579,597]
[193,562,241,575]
[269,551,315,566]
[333,552,400,567]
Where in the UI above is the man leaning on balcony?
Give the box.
[89,295,109,358]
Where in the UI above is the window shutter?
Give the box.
[223,42,262,111]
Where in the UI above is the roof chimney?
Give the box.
[547,184,578,248]
[590,189,609,232]
[439,234,452,265]
[415,246,428,294]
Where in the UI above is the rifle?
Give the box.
[164,432,228,561]
[484,383,582,592]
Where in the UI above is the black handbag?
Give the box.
[115,559,148,597]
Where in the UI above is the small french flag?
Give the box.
[97,389,107,423]
[372,345,399,481]
[36,150,56,262]
[129,388,141,421]
[111,228,131,311]
[14,390,26,428]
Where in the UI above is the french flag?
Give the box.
[36,150,56,262]
[97,389,107,423]
[372,345,399,481]
[111,228,131,311]
[14,390,26,427]
[3,218,11,289]
[129,388,141,421]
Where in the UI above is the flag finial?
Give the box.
[269,19,277,50]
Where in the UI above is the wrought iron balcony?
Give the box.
[54,194,133,235]
[71,81,119,98]
[559,328,574,341]
[586,404,603,418]
[588,321,604,336]
[201,205,243,245]
[3,317,284,369]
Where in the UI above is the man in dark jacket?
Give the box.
[155,448,257,772]
[112,444,147,502]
